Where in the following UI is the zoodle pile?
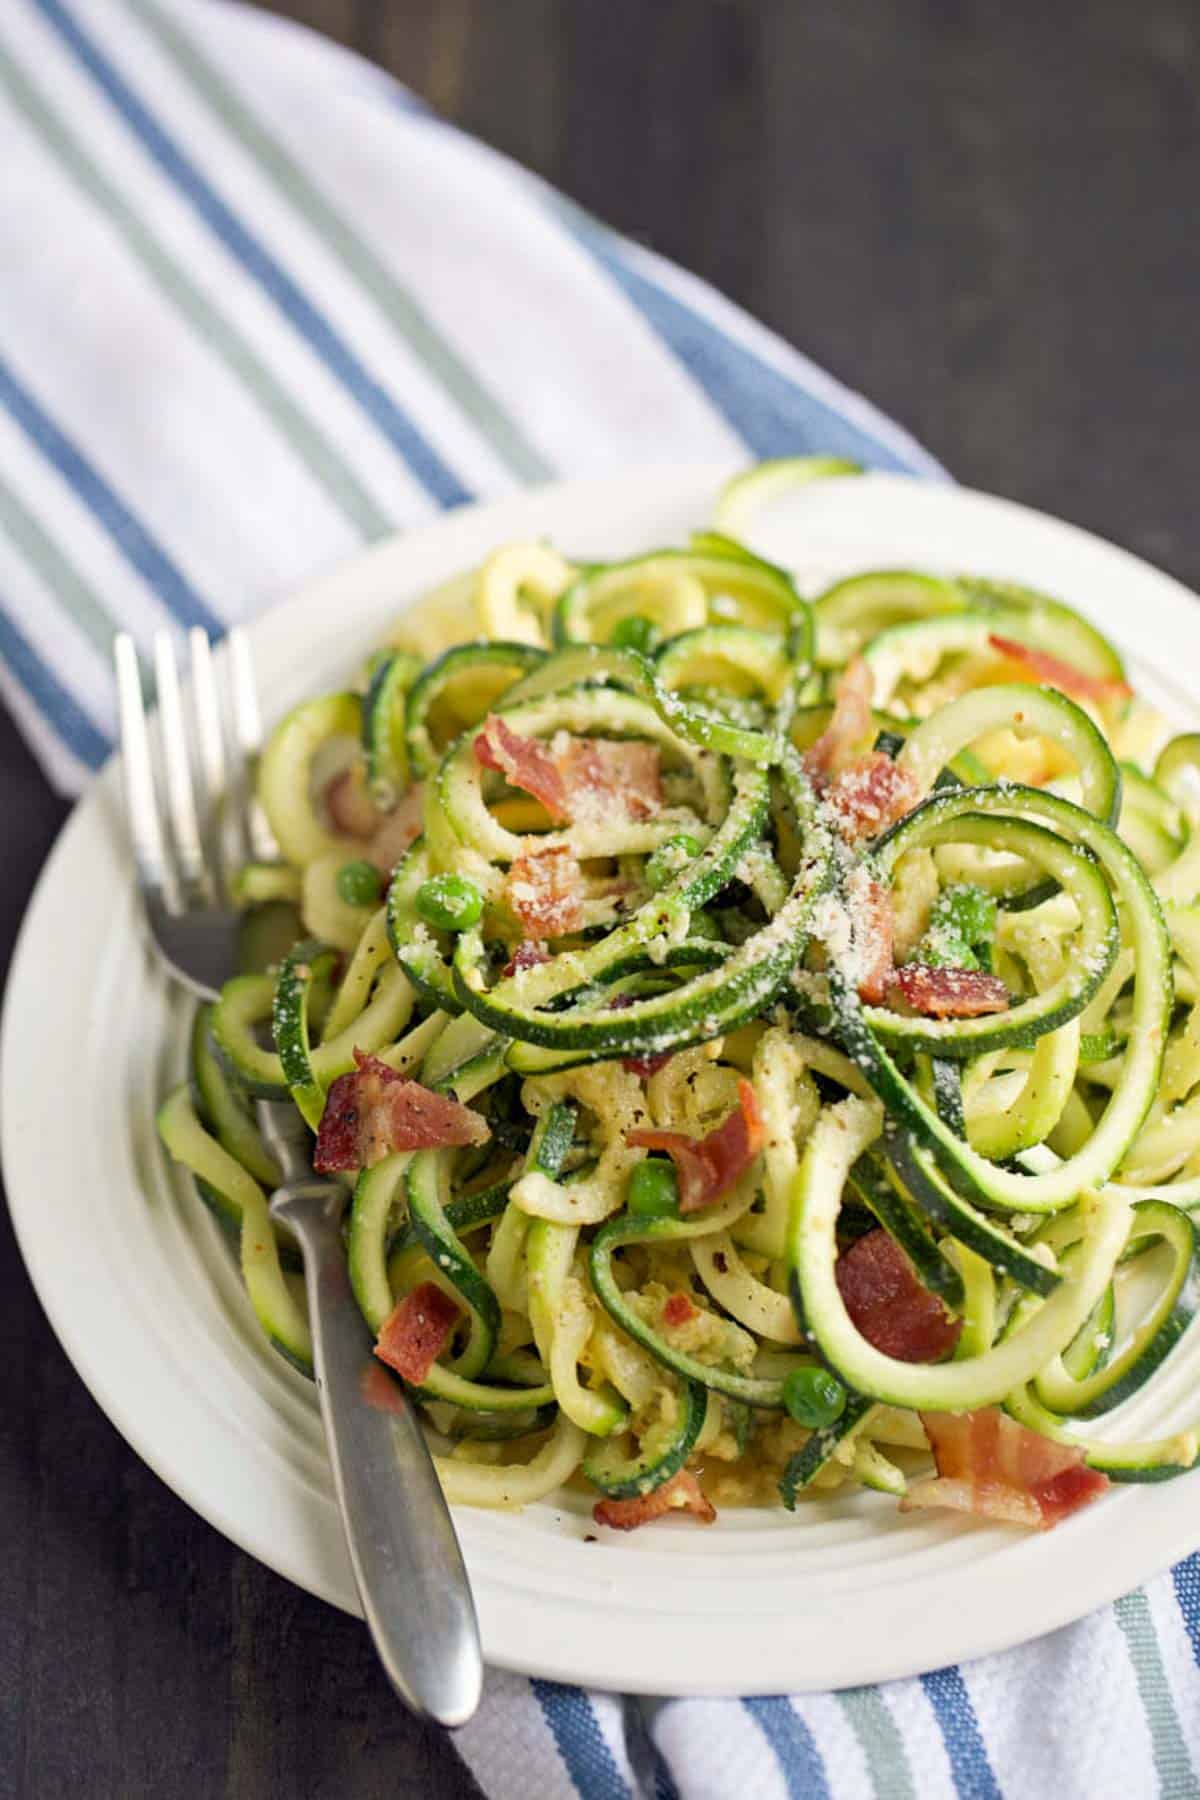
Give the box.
[159,457,1200,1534]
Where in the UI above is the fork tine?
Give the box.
[189,628,232,893]
[115,632,176,911]
[154,631,214,905]
[227,626,278,862]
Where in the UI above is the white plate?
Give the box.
[7,466,1200,1698]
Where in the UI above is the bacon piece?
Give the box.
[366,783,425,874]
[506,842,584,938]
[987,634,1132,705]
[901,1409,1109,1530]
[314,1050,489,1172]
[627,1078,764,1214]
[475,715,662,825]
[325,766,380,838]
[556,736,662,824]
[662,1292,698,1327]
[325,764,425,873]
[854,877,895,1004]
[593,1470,717,1532]
[501,939,551,980]
[836,1229,962,1362]
[800,659,918,843]
[475,715,570,822]
[888,963,1009,1018]
[374,1282,461,1385]
[803,657,874,777]
[826,753,921,843]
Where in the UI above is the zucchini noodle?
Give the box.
[158,462,1200,1527]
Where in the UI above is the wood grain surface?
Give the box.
[3,2,1199,1794]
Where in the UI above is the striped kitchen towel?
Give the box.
[1,2,1198,1796]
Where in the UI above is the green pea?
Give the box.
[644,833,703,892]
[335,859,383,907]
[627,1157,680,1218]
[415,873,484,933]
[782,1365,847,1429]
[610,613,659,656]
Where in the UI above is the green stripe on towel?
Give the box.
[0,42,390,540]
[837,1688,917,1800]
[0,470,119,662]
[1114,1589,1196,1798]
[128,0,554,486]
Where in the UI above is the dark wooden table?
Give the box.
[3,2,1198,1794]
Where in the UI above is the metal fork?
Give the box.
[115,628,270,996]
[115,628,483,1728]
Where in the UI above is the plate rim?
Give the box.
[8,460,1200,1697]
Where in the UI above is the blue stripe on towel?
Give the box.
[35,0,474,511]
[0,600,108,769]
[0,351,221,636]
[743,1697,831,1800]
[1173,1553,1200,1668]
[532,1679,633,1800]
[575,227,937,476]
[921,1666,1001,1800]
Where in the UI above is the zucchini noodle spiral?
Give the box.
[158,459,1200,1528]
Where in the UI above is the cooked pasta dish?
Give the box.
[158,457,1200,1534]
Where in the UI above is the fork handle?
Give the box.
[271,1181,482,1726]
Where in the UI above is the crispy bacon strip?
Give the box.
[314,1051,490,1172]
[593,1470,717,1531]
[888,963,1009,1018]
[798,660,921,848]
[803,657,874,777]
[506,842,584,938]
[325,766,425,874]
[501,940,552,980]
[556,736,662,823]
[366,783,425,874]
[901,1409,1109,1530]
[475,715,571,821]
[854,877,895,1004]
[826,753,921,844]
[374,1282,461,1385]
[627,1078,764,1214]
[987,634,1132,704]
[325,766,380,838]
[662,1292,698,1327]
[475,716,662,825]
[835,1229,962,1363]
[801,662,919,841]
